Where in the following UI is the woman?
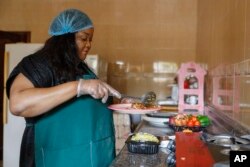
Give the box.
[6,9,121,167]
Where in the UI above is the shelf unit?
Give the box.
[210,64,240,112]
[177,62,207,114]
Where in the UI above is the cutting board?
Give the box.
[175,132,215,167]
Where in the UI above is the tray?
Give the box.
[125,135,160,154]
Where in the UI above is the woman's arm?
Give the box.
[9,73,78,117]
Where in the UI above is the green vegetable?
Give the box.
[197,116,211,127]
[131,132,159,143]
[197,115,203,119]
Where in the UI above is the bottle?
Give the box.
[184,78,189,89]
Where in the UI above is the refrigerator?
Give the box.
[85,54,108,81]
[3,43,43,167]
[3,43,105,166]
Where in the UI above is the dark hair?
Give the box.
[36,33,82,83]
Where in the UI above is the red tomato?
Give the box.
[194,121,201,126]
[191,116,198,122]
[187,121,194,127]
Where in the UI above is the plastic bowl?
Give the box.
[125,135,160,154]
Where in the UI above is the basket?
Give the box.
[169,123,207,132]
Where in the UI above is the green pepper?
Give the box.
[198,116,211,127]
[200,122,210,127]
[197,115,203,119]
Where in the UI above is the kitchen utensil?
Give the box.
[141,91,157,107]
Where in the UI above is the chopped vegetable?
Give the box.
[131,132,159,143]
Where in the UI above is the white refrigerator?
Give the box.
[3,43,43,167]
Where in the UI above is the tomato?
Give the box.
[194,120,201,126]
[187,121,194,127]
[191,116,198,122]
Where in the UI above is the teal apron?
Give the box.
[34,72,115,167]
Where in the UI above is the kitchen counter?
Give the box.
[205,106,250,136]
[110,121,170,167]
[110,120,226,167]
[110,108,250,167]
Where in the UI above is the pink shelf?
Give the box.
[177,62,207,114]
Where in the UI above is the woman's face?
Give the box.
[75,28,94,60]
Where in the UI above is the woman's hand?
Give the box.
[77,79,121,103]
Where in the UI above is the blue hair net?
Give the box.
[49,9,93,36]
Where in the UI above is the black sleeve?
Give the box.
[6,54,54,98]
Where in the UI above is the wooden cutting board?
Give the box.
[175,132,215,167]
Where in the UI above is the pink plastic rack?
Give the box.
[177,62,207,114]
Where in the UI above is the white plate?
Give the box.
[108,103,160,114]
[143,116,169,127]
